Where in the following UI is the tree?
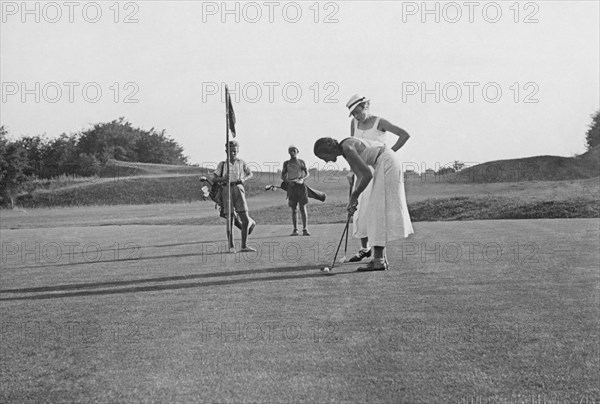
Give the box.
[585,110,599,151]
[41,133,80,178]
[77,117,140,161]
[436,166,455,176]
[453,160,465,171]
[134,129,188,164]
[12,134,48,177]
[78,117,188,164]
[0,126,31,207]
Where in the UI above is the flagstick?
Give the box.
[225,85,235,252]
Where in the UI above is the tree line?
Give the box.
[0,118,188,206]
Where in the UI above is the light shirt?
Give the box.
[353,117,387,146]
[214,158,252,182]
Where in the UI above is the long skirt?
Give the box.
[351,169,373,239]
[359,149,414,246]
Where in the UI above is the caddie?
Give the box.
[213,140,256,252]
[281,145,310,236]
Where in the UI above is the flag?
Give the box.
[226,85,236,137]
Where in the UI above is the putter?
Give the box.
[339,221,350,263]
[324,214,352,272]
[339,176,355,263]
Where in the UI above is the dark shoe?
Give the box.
[290,229,299,236]
[357,259,388,272]
[302,229,311,236]
[348,248,371,262]
[248,220,256,235]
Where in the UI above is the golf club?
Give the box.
[323,214,352,272]
[339,175,355,263]
[339,222,350,263]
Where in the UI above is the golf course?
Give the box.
[2,1,599,401]
[1,172,598,403]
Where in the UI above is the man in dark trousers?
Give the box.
[281,145,311,236]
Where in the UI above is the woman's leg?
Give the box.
[373,246,384,260]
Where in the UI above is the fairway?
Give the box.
[1,217,598,403]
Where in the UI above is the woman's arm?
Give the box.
[342,141,373,214]
[379,118,410,152]
[347,120,357,185]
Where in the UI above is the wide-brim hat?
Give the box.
[346,94,369,116]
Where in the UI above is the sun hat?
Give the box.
[346,94,370,116]
[288,145,299,152]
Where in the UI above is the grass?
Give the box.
[99,159,211,178]
[12,171,600,224]
[1,218,598,403]
[12,147,600,207]
[194,195,599,226]
[408,195,600,221]
[15,176,273,208]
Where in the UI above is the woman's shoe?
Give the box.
[348,248,371,262]
[356,259,388,272]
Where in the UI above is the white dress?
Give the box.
[351,117,387,239]
[343,137,414,245]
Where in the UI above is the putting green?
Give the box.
[1,218,598,403]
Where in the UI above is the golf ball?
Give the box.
[323,267,330,272]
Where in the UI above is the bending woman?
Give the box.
[314,136,414,271]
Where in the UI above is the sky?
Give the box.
[1,0,599,173]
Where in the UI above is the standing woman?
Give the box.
[314,136,413,271]
[345,93,412,262]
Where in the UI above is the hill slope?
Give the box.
[99,159,209,177]
[449,148,599,183]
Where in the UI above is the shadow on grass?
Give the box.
[0,264,344,301]
[2,235,287,271]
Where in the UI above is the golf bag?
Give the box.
[209,182,222,205]
[209,164,225,206]
[279,181,326,202]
